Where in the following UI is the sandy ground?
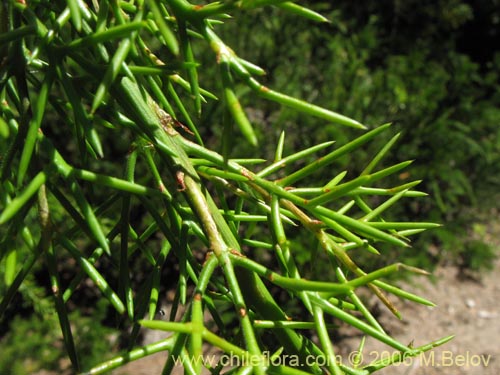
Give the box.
[111,255,500,375]
[339,260,500,375]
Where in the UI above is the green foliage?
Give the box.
[0,314,63,375]
[0,1,461,374]
[206,1,500,269]
[0,298,115,374]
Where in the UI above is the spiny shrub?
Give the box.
[1,1,451,374]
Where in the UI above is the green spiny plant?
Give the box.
[1,1,452,374]
[207,3,500,272]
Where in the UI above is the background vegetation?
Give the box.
[1,0,499,374]
[199,0,500,271]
